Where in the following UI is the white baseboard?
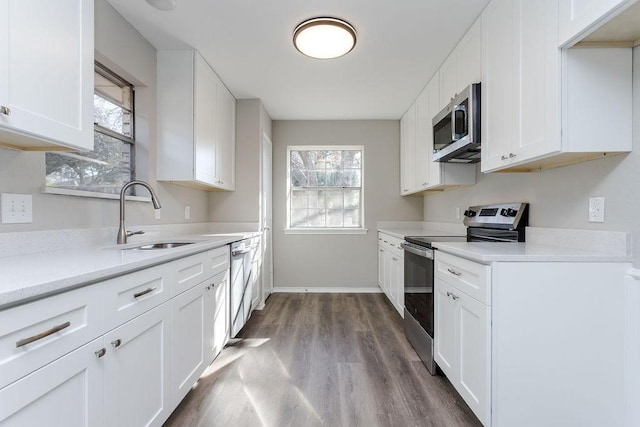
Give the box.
[273,286,383,294]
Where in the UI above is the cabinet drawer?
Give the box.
[378,233,404,257]
[0,285,103,389]
[435,252,491,304]
[205,245,230,278]
[172,252,209,296]
[103,265,171,330]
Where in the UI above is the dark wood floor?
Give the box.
[164,293,482,427]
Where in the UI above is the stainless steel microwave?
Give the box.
[432,83,481,163]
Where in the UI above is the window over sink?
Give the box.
[285,146,366,234]
[44,62,136,198]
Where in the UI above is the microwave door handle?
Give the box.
[452,104,467,140]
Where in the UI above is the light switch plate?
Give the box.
[1,193,33,224]
[589,197,605,223]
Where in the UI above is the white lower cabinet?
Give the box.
[377,232,404,317]
[0,338,104,427]
[435,277,490,425]
[0,245,231,427]
[104,302,172,427]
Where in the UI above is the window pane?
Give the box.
[343,169,361,187]
[46,132,132,194]
[327,210,344,227]
[326,171,343,187]
[344,209,361,227]
[308,190,325,209]
[308,209,326,227]
[324,151,342,169]
[325,190,344,209]
[94,95,131,137]
[344,189,360,209]
[291,209,308,228]
[343,150,361,168]
[291,191,308,209]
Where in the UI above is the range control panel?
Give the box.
[463,203,529,230]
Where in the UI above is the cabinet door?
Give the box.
[209,270,230,361]
[104,303,172,427]
[434,279,457,380]
[457,291,491,426]
[0,0,93,151]
[215,83,236,190]
[194,53,217,185]
[171,283,207,408]
[414,86,431,190]
[0,338,104,427]
[457,19,482,91]
[400,103,416,195]
[425,73,443,187]
[439,53,458,109]
[481,0,518,172]
[378,245,386,292]
[558,0,634,46]
[515,0,560,162]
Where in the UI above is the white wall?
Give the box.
[424,46,640,264]
[0,0,209,235]
[208,99,272,222]
[272,120,423,290]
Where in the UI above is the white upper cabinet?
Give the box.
[439,19,482,109]
[481,0,632,173]
[558,0,637,46]
[0,0,94,151]
[400,70,476,196]
[157,50,236,191]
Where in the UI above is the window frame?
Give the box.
[43,62,140,200]
[285,145,367,235]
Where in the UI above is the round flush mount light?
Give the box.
[145,0,177,11]
[293,17,357,59]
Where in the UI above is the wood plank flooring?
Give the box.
[164,293,482,427]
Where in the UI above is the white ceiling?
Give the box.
[106,0,490,120]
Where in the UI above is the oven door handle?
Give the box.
[401,243,434,260]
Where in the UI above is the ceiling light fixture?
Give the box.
[293,17,357,59]
[145,0,177,11]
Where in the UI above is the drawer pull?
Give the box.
[133,287,157,299]
[446,291,459,301]
[0,106,10,116]
[95,348,106,358]
[15,321,71,348]
[111,339,122,348]
[447,268,462,276]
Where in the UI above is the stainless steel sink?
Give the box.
[123,242,195,251]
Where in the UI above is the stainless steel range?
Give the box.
[402,203,529,374]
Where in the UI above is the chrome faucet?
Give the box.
[117,180,162,244]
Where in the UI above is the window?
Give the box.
[45,62,135,196]
[286,146,365,233]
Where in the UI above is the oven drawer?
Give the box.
[435,252,491,305]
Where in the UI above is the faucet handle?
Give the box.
[126,230,145,237]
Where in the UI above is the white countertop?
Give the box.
[432,241,632,263]
[0,232,260,310]
[378,227,466,240]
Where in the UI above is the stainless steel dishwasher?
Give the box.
[230,237,259,337]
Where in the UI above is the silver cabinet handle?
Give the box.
[264,226,270,231]
[16,321,71,348]
[0,106,10,116]
[95,348,107,358]
[422,182,428,186]
[111,339,122,348]
[509,152,517,158]
[133,287,157,298]
[446,291,459,301]
[447,268,461,276]
[392,257,398,261]
[379,249,384,253]
[501,155,509,161]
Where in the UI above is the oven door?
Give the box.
[402,244,434,338]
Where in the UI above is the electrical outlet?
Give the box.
[589,197,605,223]
[155,209,161,220]
[456,207,461,220]
[184,206,191,220]
[1,193,33,224]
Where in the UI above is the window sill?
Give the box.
[41,186,152,202]
[283,228,368,235]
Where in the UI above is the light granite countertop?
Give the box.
[0,232,260,310]
[378,227,466,240]
[432,241,632,263]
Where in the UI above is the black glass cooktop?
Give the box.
[405,235,468,248]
